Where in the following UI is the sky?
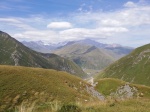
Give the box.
[0,0,150,47]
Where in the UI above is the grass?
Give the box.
[0,65,92,111]
[96,43,150,86]
[82,99,150,112]
[95,78,150,98]
[95,78,125,96]
[13,99,150,112]
[1,65,150,112]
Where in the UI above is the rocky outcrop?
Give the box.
[110,84,138,100]
[86,85,105,101]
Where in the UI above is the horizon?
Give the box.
[0,0,150,47]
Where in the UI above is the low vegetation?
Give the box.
[0,65,93,111]
[95,78,150,98]
[97,43,150,86]
[13,98,150,112]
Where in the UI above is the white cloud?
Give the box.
[13,30,59,43]
[1,0,150,47]
[0,18,21,23]
[0,18,35,30]
[47,22,72,29]
[124,1,137,7]
[101,19,122,26]
[59,27,128,40]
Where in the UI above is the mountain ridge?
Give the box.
[97,43,150,86]
[53,42,115,72]
[0,31,87,78]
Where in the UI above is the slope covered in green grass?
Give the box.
[97,43,150,86]
[95,78,150,98]
[0,65,92,111]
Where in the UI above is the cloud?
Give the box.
[47,22,72,29]
[101,19,122,26]
[13,30,59,43]
[0,18,21,23]
[1,0,150,47]
[124,1,137,7]
[60,27,128,39]
[0,18,35,30]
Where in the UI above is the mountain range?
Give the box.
[0,31,87,78]
[52,39,133,74]
[53,43,115,71]
[22,39,133,74]
[22,39,133,59]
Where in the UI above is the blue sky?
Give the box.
[0,0,150,47]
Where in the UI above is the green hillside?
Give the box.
[0,31,87,78]
[0,65,92,111]
[53,43,115,71]
[97,43,150,86]
[95,78,150,98]
[1,66,150,112]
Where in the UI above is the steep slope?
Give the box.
[0,31,87,78]
[41,53,87,78]
[53,43,115,71]
[0,65,94,111]
[97,44,150,86]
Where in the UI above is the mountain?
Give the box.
[96,43,150,86]
[22,39,133,58]
[22,41,67,53]
[52,39,133,75]
[0,65,95,111]
[65,39,133,59]
[22,41,56,53]
[53,42,115,72]
[0,31,87,78]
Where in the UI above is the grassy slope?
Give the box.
[1,66,150,112]
[97,43,150,86]
[95,78,150,98]
[81,99,150,112]
[0,31,87,78]
[53,43,115,70]
[0,65,92,111]
[42,54,87,78]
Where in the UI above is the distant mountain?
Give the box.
[61,39,133,59]
[22,41,68,53]
[97,43,150,86]
[22,41,56,53]
[21,39,133,58]
[53,39,133,72]
[53,42,115,71]
[0,31,87,78]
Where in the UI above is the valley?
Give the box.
[0,30,150,112]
